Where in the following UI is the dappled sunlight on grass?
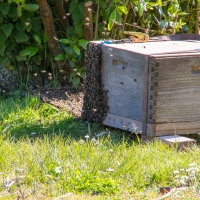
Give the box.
[0,94,200,199]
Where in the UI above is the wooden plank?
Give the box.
[150,56,200,123]
[153,121,200,136]
[103,113,143,133]
[100,40,200,55]
[156,121,200,131]
[101,47,145,121]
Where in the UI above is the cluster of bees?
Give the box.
[81,43,109,123]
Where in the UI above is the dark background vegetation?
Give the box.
[0,0,200,91]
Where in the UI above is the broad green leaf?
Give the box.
[116,5,128,15]
[168,3,179,15]
[108,10,116,31]
[54,53,66,61]
[20,46,39,58]
[6,42,15,51]
[0,13,3,24]
[15,31,28,43]
[0,2,10,16]
[23,4,39,12]
[73,45,80,55]
[17,4,22,17]
[32,55,42,65]
[78,39,88,50]
[138,1,144,17]
[72,76,80,87]
[0,56,7,65]
[25,23,32,32]
[0,31,7,46]
[147,2,159,7]
[116,12,122,24]
[59,39,71,44]
[2,23,13,37]
[70,71,77,78]
[43,32,48,43]
[69,60,75,68]
[16,22,25,31]
[7,5,18,18]
[0,45,6,57]
[33,33,41,45]
[178,12,189,16]
[16,55,26,61]
[32,18,42,32]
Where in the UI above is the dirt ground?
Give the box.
[30,85,200,144]
[30,85,84,118]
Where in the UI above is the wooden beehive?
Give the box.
[95,34,200,137]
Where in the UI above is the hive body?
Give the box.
[90,38,200,136]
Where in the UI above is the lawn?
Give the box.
[0,94,200,199]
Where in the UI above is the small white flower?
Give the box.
[3,177,16,188]
[189,163,197,167]
[106,168,115,172]
[79,139,85,144]
[173,170,179,174]
[181,175,189,180]
[16,168,23,172]
[180,179,186,185]
[110,149,114,153]
[85,135,90,139]
[174,175,179,179]
[55,166,62,174]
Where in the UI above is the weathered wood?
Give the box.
[103,113,142,133]
[148,121,200,136]
[88,39,200,137]
[149,56,200,123]
[101,46,145,121]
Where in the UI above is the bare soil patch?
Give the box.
[31,85,84,118]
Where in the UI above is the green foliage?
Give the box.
[55,38,87,87]
[0,0,59,89]
[0,0,199,89]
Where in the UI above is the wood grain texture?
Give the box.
[150,56,200,123]
[91,41,200,136]
[103,113,143,133]
[101,45,145,121]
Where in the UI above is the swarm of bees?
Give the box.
[81,43,109,123]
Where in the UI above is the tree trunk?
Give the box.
[84,1,93,41]
[36,0,70,74]
[195,0,200,34]
[55,0,69,31]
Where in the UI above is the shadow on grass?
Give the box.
[0,94,137,144]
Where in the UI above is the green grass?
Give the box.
[0,94,200,199]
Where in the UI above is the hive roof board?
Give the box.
[97,40,200,56]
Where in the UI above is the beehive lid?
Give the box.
[102,40,200,56]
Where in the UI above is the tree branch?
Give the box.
[84,1,93,41]
[55,0,69,30]
[36,0,71,74]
